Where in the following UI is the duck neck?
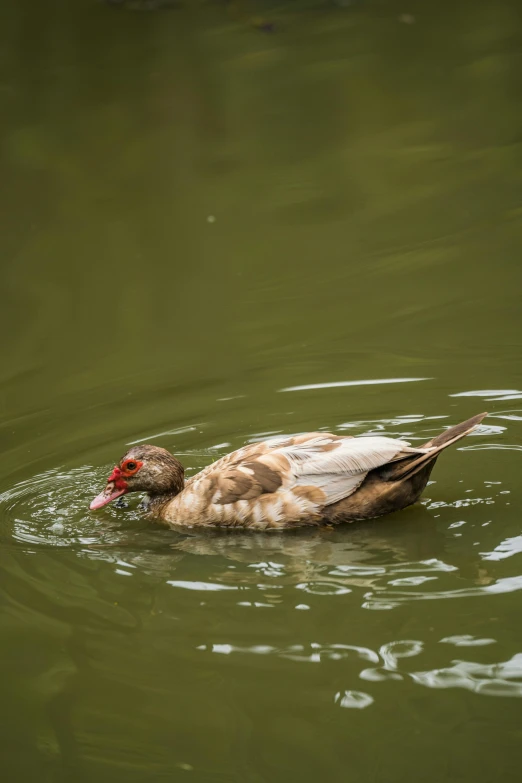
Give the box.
[146,482,185,517]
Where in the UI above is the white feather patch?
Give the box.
[279,435,423,506]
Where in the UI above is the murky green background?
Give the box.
[1,0,522,780]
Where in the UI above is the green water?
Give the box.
[1,0,522,780]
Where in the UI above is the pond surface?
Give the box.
[1,0,522,780]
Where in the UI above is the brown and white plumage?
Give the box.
[90,413,487,529]
[170,433,420,528]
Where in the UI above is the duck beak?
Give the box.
[90,481,127,510]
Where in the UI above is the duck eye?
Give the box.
[125,461,137,471]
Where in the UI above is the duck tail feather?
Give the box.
[420,411,488,450]
[382,412,488,482]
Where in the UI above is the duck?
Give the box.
[90,412,487,530]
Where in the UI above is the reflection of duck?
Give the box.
[90,413,487,530]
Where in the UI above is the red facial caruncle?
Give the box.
[89,459,143,511]
[107,459,143,489]
[107,466,128,491]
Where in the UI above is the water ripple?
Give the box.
[481,536,522,561]
[362,575,522,610]
[461,443,522,452]
[335,691,374,709]
[451,389,522,402]
[196,638,522,700]
[411,656,522,697]
[0,464,152,550]
[440,635,496,647]
[280,377,432,392]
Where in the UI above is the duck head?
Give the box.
[90,444,184,510]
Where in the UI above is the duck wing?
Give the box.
[190,433,428,508]
[270,433,426,505]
